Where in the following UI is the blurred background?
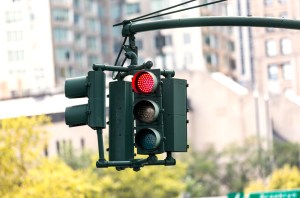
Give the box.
[1,0,300,197]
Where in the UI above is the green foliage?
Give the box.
[0,116,50,197]
[94,163,186,198]
[2,115,299,198]
[13,158,102,198]
[245,165,300,193]
[59,141,93,170]
[273,140,300,169]
[183,146,221,197]
[220,138,272,192]
[184,137,300,196]
[1,115,186,198]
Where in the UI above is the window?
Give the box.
[151,0,165,12]
[278,0,286,4]
[7,31,22,42]
[52,9,69,22]
[7,50,24,62]
[55,47,71,61]
[267,64,278,80]
[264,0,272,6]
[87,36,97,50]
[74,0,80,8]
[282,63,292,80]
[183,52,193,65]
[183,33,191,44]
[205,53,218,66]
[111,5,121,19]
[136,39,143,50]
[280,38,292,55]
[279,12,288,18]
[75,52,84,65]
[87,18,97,31]
[102,43,109,55]
[88,55,98,65]
[53,28,68,42]
[5,11,21,23]
[229,58,236,70]
[265,40,277,56]
[165,35,172,46]
[126,3,140,15]
[228,41,234,51]
[74,33,85,47]
[74,13,81,25]
[204,35,218,48]
[85,0,94,11]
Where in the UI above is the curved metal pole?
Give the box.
[122,16,300,36]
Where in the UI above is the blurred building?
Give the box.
[200,0,238,80]
[234,0,300,95]
[233,0,300,146]
[99,0,238,74]
[0,0,103,99]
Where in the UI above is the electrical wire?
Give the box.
[113,0,227,26]
[131,0,227,23]
[113,0,197,27]
[112,36,128,79]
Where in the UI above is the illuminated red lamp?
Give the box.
[132,71,158,94]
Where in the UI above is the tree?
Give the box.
[220,138,272,192]
[0,116,103,198]
[14,158,102,198]
[94,162,186,198]
[59,140,94,170]
[273,140,300,169]
[245,165,300,193]
[0,116,50,196]
[183,146,221,197]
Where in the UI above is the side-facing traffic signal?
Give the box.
[132,69,164,155]
[65,70,106,129]
[108,81,134,162]
[162,78,188,152]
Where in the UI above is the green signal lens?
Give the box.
[135,128,161,150]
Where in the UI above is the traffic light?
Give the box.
[108,81,134,162]
[162,78,188,152]
[132,69,164,155]
[65,70,106,129]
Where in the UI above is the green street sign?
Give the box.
[249,190,300,198]
[228,192,244,198]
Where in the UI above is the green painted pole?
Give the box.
[122,16,300,36]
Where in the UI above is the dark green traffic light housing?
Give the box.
[132,69,165,155]
[65,70,106,129]
[64,14,300,171]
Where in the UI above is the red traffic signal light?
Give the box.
[132,71,158,94]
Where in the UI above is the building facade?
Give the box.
[0,0,103,99]
[99,0,237,75]
[237,0,300,95]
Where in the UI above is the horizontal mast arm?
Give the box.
[122,16,300,36]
